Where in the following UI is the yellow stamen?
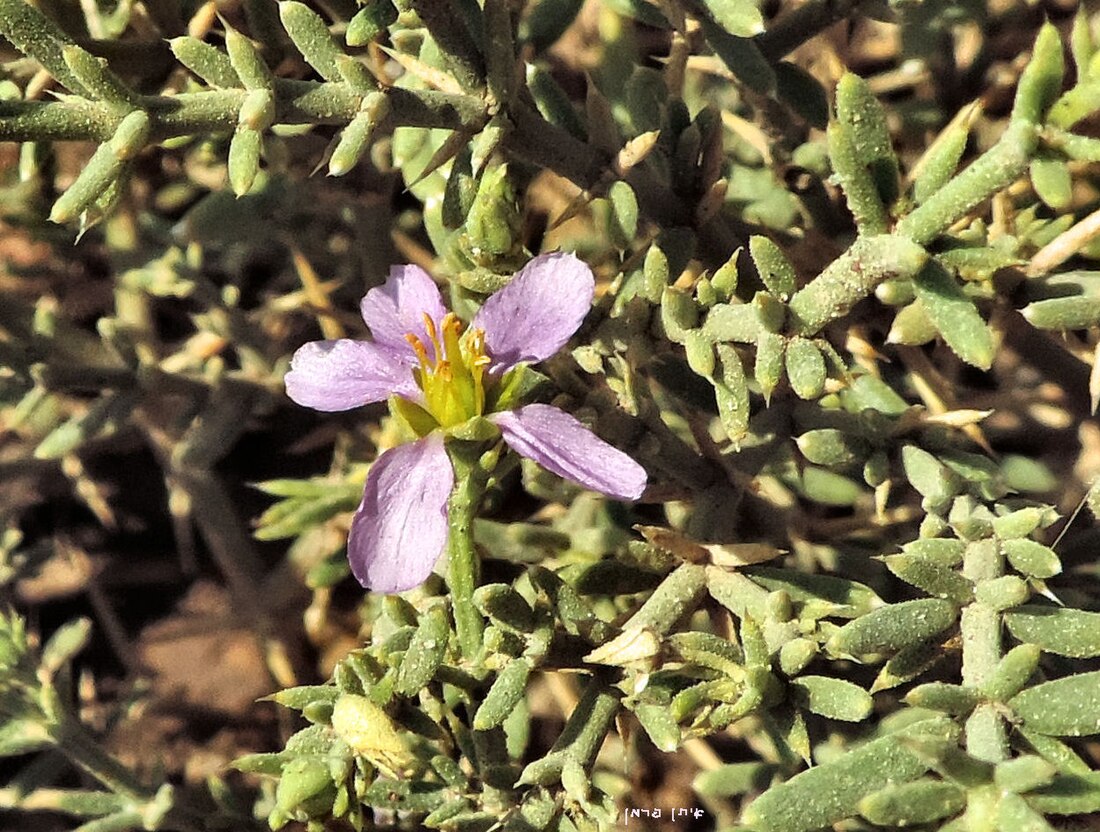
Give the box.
[422,313,442,364]
[402,313,493,428]
[405,333,431,369]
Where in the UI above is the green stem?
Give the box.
[553,680,621,767]
[445,443,487,661]
[960,539,1008,763]
[517,677,622,785]
[624,563,707,634]
[786,120,1038,337]
[895,121,1037,245]
[0,84,487,143]
[787,235,929,336]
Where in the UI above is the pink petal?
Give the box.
[285,339,418,411]
[493,404,647,501]
[347,435,454,592]
[473,252,595,372]
[360,265,448,353]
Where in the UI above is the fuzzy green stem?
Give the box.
[517,678,622,785]
[960,540,1008,763]
[787,235,929,335]
[624,563,707,634]
[785,121,1038,337]
[445,443,487,661]
[553,680,621,766]
[895,121,1037,245]
[0,84,487,143]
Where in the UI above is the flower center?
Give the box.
[405,312,491,428]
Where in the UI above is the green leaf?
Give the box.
[394,607,449,695]
[796,429,867,467]
[330,93,389,177]
[1030,157,1072,209]
[998,792,1058,832]
[994,756,1057,794]
[1002,539,1061,579]
[774,62,829,129]
[169,37,241,87]
[472,659,530,730]
[982,643,1041,701]
[755,332,785,402]
[887,300,938,346]
[685,329,716,377]
[699,16,775,95]
[50,111,149,224]
[901,445,959,504]
[279,2,342,81]
[828,599,957,657]
[704,302,761,343]
[698,0,764,37]
[789,676,872,722]
[747,567,881,617]
[521,0,584,51]
[974,575,1030,611]
[880,555,973,604]
[912,262,994,369]
[827,120,888,235]
[634,702,681,752]
[1010,671,1100,737]
[601,0,668,28]
[871,642,941,692]
[859,779,966,826]
[800,467,866,507]
[1011,23,1066,124]
[224,22,274,89]
[0,719,55,757]
[228,127,263,196]
[1021,296,1100,330]
[1048,81,1100,130]
[749,236,797,299]
[715,344,750,443]
[694,762,776,798]
[607,181,638,249]
[668,630,744,675]
[992,507,1051,540]
[525,65,587,140]
[778,639,817,676]
[266,685,340,711]
[1028,773,1100,816]
[900,538,965,567]
[910,103,976,205]
[472,584,536,632]
[1004,607,1100,658]
[346,0,398,45]
[785,338,826,400]
[904,682,979,716]
[660,287,699,343]
[835,73,900,206]
[275,758,334,814]
[742,718,958,832]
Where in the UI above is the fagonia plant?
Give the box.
[2,1,1100,831]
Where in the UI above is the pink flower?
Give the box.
[285,253,648,592]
